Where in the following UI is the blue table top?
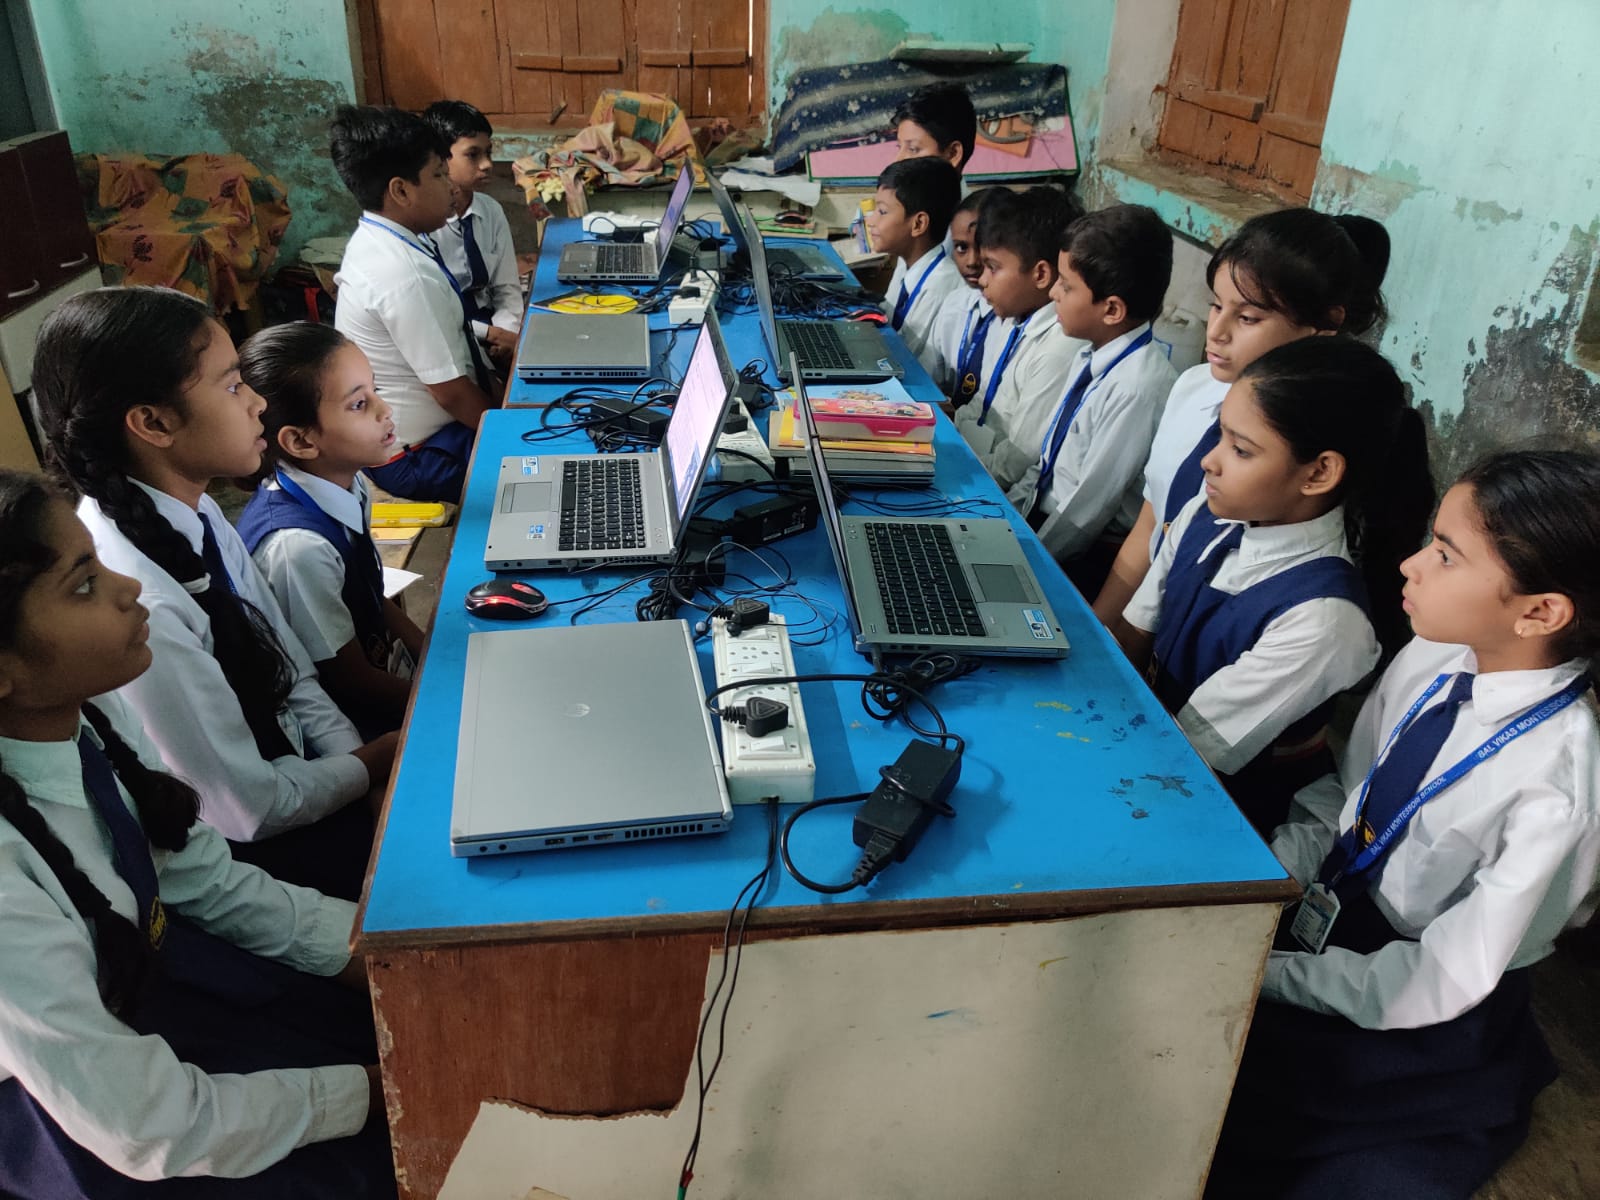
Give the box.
[355,221,1290,946]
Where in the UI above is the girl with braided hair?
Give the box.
[0,469,394,1197]
[32,288,396,900]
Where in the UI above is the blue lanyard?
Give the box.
[273,471,361,544]
[359,216,463,297]
[897,246,947,324]
[1037,328,1154,489]
[1337,672,1593,882]
[975,321,1026,426]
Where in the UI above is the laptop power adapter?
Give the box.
[591,397,671,443]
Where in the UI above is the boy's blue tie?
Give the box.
[1318,671,1477,892]
[891,283,911,330]
[421,235,494,392]
[78,732,166,948]
[460,212,489,292]
[1030,358,1096,516]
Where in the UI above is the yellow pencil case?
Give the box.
[371,502,448,527]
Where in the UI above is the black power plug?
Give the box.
[850,740,961,884]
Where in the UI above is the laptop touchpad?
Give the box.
[507,481,553,513]
[970,562,1029,603]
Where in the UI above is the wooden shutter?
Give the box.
[1158,0,1350,201]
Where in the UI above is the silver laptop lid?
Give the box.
[652,165,696,263]
[516,312,651,377]
[733,198,784,365]
[451,621,730,854]
[661,310,736,541]
[708,172,748,255]
[792,359,866,638]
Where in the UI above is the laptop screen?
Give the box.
[665,315,732,519]
[733,200,783,366]
[653,166,695,260]
[791,362,862,623]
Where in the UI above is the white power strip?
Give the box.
[716,395,775,483]
[667,268,719,326]
[710,614,815,805]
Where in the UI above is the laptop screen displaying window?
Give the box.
[654,167,695,261]
[666,319,729,518]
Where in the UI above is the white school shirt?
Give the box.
[250,467,376,665]
[0,697,369,1180]
[885,246,964,378]
[1141,363,1228,557]
[334,211,475,447]
[1124,495,1380,774]
[436,192,523,342]
[930,287,1008,395]
[1267,638,1600,1030]
[953,303,1088,491]
[79,485,368,842]
[1008,323,1178,560]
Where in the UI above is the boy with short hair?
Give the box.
[930,188,1001,404]
[422,100,524,371]
[953,187,1086,491]
[1008,204,1177,595]
[330,105,498,502]
[870,157,964,378]
[892,83,978,174]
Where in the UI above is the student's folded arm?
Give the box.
[109,605,367,842]
[0,873,368,1180]
[1178,599,1380,776]
[1271,774,1349,884]
[317,639,412,730]
[1263,785,1600,1029]
[423,376,496,427]
[1094,502,1157,626]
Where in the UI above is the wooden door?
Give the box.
[1158,0,1350,201]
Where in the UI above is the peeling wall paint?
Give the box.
[30,1,358,266]
[1312,0,1600,473]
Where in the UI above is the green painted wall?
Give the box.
[1311,0,1600,478]
[30,0,358,266]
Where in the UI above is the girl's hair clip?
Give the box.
[182,575,214,595]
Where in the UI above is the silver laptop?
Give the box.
[706,172,843,280]
[515,312,652,381]
[794,360,1069,658]
[734,199,903,383]
[485,311,736,570]
[450,620,732,857]
[557,166,694,283]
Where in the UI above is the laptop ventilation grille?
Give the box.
[623,822,706,840]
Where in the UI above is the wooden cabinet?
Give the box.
[0,131,98,322]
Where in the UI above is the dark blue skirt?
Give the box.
[0,919,396,1199]
[1205,893,1557,1200]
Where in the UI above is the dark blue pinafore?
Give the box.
[1151,506,1369,833]
[0,735,396,1198]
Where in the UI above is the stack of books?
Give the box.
[767,381,937,482]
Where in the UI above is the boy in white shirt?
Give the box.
[929,188,999,403]
[423,100,525,373]
[1009,204,1177,594]
[330,105,498,502]
[954,187,1086,490]
[871,157,964,379]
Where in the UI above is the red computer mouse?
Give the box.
[464,579,549,619]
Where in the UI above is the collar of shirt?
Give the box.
[358,210,437,256]
[1016,301,1062,346]
[442,192,492,237]
[1445,647,1594,727]
[963,289,990,319]
[0,717,103,810]
[129,478,219,558]
[1079,321,1154,377]
[900,245,946,293]
[1230,503,1348,569]
[274,464,370,537]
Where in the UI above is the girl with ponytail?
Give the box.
[1115,337,1433,833]
[1093,207,1392,624]
[32,288,396,899]
[0,469,393,1197]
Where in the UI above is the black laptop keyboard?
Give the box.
[559,458,647,551]
[863,522,986,638]
[783,321,853,371]
[595,242,645,274]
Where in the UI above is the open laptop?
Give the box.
[734,199,903,383]
[484,311,736,570]
[515,311,652,381]
[557,166,694,283]
[450,620,732,857]
[706,172,843,280]
[794,359,1069,658]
